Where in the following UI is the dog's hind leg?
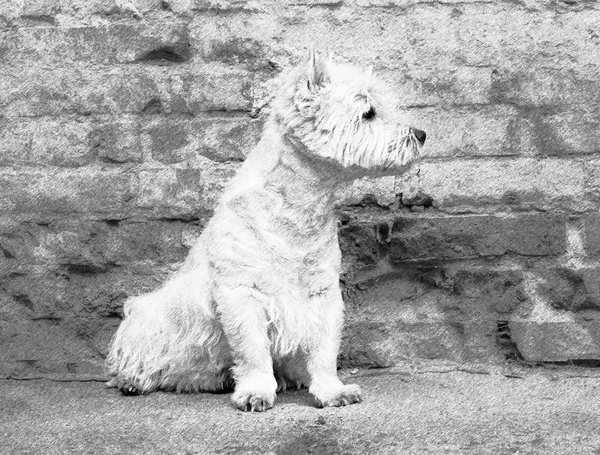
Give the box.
[105,267,232,395]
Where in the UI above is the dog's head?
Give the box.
[273,48,425,175]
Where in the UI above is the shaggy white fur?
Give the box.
[106,49,425,411]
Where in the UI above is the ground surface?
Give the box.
[2,365,600,455]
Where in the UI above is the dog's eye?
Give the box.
[362,107,376,120]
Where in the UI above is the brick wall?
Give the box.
[1,0,599,379]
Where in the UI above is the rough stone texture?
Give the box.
[583,212,600,257]
[510,299,600,363]
[389,213,567,261]
[2,0,600,379]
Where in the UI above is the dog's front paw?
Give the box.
[232,375,277,412]
[313,382,363,408]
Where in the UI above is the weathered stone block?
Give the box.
[82,73,165,114]
[0,309,105,380]
[386,66,492,107]
[132,167,205,218]
[401,105,520,158]
[449,268,526,314]
[0,263,176,379]
[583,213,600,257]
[338,223,381,271]
[200,37,271,69]
[0,117,145,166]
[491,68,600,108]
[0,220,190,272]
[0,167,132,217]
[89,119,143,164]
[0,70,79,117]
[195,118,262,162]
[191,0,252,10]
[1,66,253,116]
[149,121,191,164]
[340,272,503,367]
[144,116,262,164]
[169,70,253,113]
[510,299,600,362]
[0,118,92,167]
[337,176,396,207]
[6,23,189,65]
[455,4,600,68]
[59,0,118,16]
[535,267,600,312]
[21,0,61,17]
[397,158,588,212]
[389,213,566,262]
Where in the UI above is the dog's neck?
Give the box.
[268,121,350,212]
[224,121,349,243]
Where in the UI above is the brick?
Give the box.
[0,306,105,380]
[401,106,520,158]
[536,267,600,312]
[0,3,21,19]
[60,0,167,16]
[0,163,232,220]
[455,4,600,68]
[190,16,280,69]
[168,69,253,113]
[518,106,600,156]
[144,117,262,164]
[285,0,342,4]
[383,66,493,107]
[4,23,189,66]
[149,121,191,164]
[583,213,600,257]
[0,261,178,379]
[0,70,80,117]
[0,115,259,168]
[21,0,61,17]
[366,5,462,71]
[339,223,382,271]
[200,37,272,69]
[337,176,396,207]
[0,117,144,167]
[0,220,190,270]
[510,299,600,362]
[353,0,486,5]
[0,118,92,167]
[0,67,253,117]
[586,159,600,205]
[190,0,253,10]
[194,117,262,162]
[491,68,600,108]
[82,73,166,115]
[388,213,566,262]
[396,158,588,212]
[59,0,118,15]
[89,119,143,164]
[341,272,502,366]
[132,167,205,217]
[449,268,526,314]
[0,167,134,216]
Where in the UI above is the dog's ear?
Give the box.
[306,45,328,91]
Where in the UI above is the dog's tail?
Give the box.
[105,271,232,394]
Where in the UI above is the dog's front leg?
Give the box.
[306,292,363,407]
[216,286,277,412]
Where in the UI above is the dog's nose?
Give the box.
[411,128,426,145]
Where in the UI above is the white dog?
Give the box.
[106,49,425,411]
